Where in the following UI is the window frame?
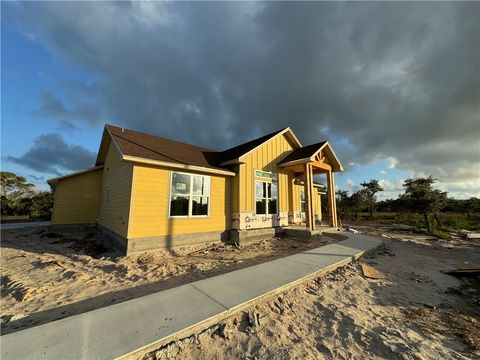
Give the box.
[300,189,305,213]
[254,170,278,216]
[168,171,211,218]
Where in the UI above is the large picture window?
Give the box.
[170,172,210,217]
[255,172,278,215]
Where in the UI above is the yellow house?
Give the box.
[48,124,343,254]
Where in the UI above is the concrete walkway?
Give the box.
[0,221,51,230]
[0,232,382,360]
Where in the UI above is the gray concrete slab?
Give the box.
[0,232,382,360]
[285,235,381,269]
[0,221,51,230]
[191,257,320,310]
[1,284,227,360]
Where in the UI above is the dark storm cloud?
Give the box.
[4,1,480,195]
[33,90,103,129]
[7,133,96,175]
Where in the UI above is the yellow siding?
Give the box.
[128,165,231,238]
[98,141,132,238]
[102,141,123,182]
[292,183,322,215]
[51,169,102,224]
[231,164,240,213]
[239,133,295,212]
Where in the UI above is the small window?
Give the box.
[300,190,305,213]
[170,172,210,217]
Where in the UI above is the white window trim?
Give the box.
[168,171,211,218]
[255,170,278,216]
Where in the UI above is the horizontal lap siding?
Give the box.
[128,165,231,239]
[51,169,102,224]
[239,134,294,213]
[98,142,132,238]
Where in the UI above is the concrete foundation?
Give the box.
[284,226,337,238]
[98,225,230,255]
[228,227,283,245]
[127,231,229,253]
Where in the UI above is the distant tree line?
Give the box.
[336,176,480,232]
[1,172,53,220]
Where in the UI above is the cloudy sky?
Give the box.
[2,1,479,199]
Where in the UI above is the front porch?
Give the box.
[279,141,343,233]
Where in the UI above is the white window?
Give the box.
[255,172,278,215]
[170,172,210,217]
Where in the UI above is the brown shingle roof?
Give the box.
[106,124,289,170]
[106,124,225,171]
[278,141,327,164]
[215,128,287,164]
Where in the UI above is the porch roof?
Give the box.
[278,141,344,172]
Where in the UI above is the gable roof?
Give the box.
[102,124,233,175]
[93,124,340,176]
[216,127,302,165]
[279,140,344,172]
[279,141,328,164]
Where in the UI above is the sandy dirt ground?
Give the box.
[143,226,480,360]
[0,226,337,334]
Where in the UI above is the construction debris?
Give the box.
[361,264,386,280]
[247,311,261,327]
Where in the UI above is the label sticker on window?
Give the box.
[176,183,187,191]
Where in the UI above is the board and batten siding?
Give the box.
[127,164,231,239]
[292,183,322,214]
[98,141,133,238]
[234,133,295,213]
[51,168,103,225]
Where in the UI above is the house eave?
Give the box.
[122,155,236,176]
[47,166,104,185]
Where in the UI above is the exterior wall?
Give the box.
[98,142,133,239]
[51,169,103,225]
[127,164,231,242]
[289,183,322,224]
[232,133,296,230]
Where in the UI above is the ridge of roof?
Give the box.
[106,124,216,152]
[216,127,289,164]
[105,124,225,171]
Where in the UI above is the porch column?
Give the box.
[304,163,315,231]
[327,170,338,227]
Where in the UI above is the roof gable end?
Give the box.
[218,127,302,165]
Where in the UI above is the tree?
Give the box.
[336,190,350,220]
[350,189,368,220]
[1,172,34,215]
[30,191,54,219]
[463,197,480,219]
[398,176,448,232]
[336,189,367,220]
[360,179,384,219]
